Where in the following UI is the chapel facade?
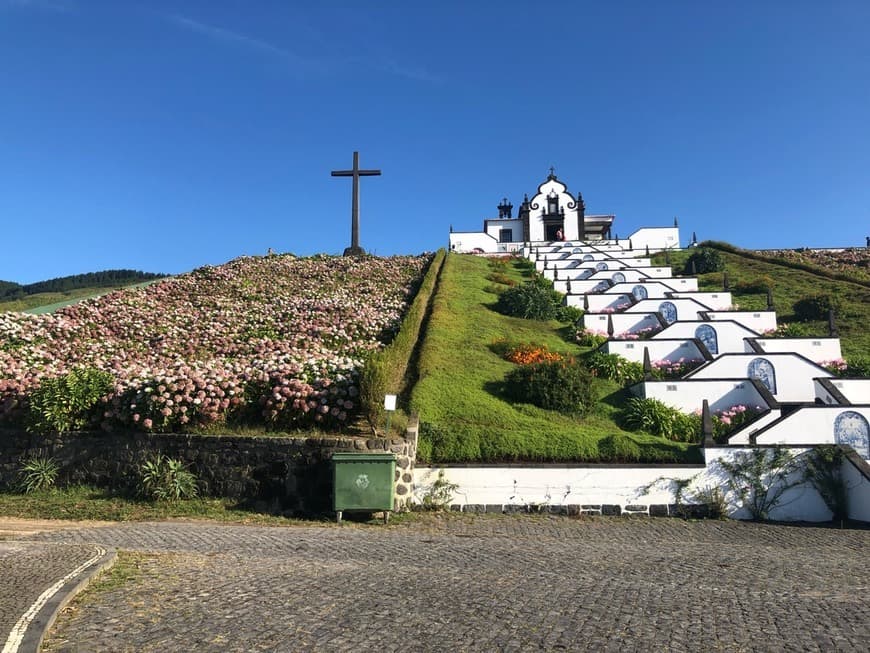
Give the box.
[448,170,678,254]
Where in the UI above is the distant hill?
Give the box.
[0,270,165,301]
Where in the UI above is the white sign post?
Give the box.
[384,394,397,435]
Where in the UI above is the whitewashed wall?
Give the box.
[657,278,698,291]
[582,312,662,335]
[625,227,681,251]
[687,353,831,404]
[484,219,523,241]
[628,266,672,278]
[414,445,870,523]
[526,178,582,242]
[704,310,777,333]
[605,282,678,299]
[558,280,611,295]
[668,292,733,310]
[751,337,842,363]
[604,339,706,365]
[749,406,870,457]
[449,232,498,253]
[585,294,634,312]
[413,465,702,510]
[832,379,870,404]
[583,269,648,282]
[637,379,772,413]
[843,456,870,522]
[626,298,712,321]
[537,258,627,272]
[653,320,759,356]
[702,447,833,522]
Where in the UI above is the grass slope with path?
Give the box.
[409,253,697,464]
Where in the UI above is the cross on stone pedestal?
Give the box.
[331,151,381,256]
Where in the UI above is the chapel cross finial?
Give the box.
[548,166,556,179]
[331,151,381,256]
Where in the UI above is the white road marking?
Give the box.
[2,545,107,653]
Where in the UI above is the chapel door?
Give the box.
[545,223,563,241]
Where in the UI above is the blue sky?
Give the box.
[1,1,868,283]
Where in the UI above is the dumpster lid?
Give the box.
[332,452,396,462]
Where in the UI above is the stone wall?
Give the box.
[0,418,419,516]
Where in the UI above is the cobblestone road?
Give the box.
[13,516,870,652]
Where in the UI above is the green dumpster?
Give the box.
[332,452,396,523]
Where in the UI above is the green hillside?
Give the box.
[408,253,697,464]
[0,270,165,314]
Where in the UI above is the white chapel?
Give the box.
[449,170,679,254]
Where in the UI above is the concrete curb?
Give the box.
[4,546,116,653]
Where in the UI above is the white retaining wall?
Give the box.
[414,446,870,522]
[687,353,831,404]
[604,339,706,365]
[703,311,777,333]
[636,379,773,413]
[653,320,759,356]
[751,338,842,363]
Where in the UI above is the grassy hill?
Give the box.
[408,253,697,464]
[0,270,166,314]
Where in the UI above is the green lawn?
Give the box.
[409,254,697,464]
[655,246,870,358]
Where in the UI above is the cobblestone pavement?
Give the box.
[9,516,870,652]
[0,540,106,644]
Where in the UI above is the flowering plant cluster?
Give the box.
[0,254,429,432]
[764,248,870,282]
[820,359,848,375]
[614,326,661,341]
[692,404,765,441]
[651,358,705,379]
[502,342,564,365]
[713,404,765,441]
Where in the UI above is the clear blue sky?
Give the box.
[2,1,868,283]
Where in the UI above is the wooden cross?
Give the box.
[331,151,381,256]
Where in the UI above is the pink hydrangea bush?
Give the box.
[1,254,429,432]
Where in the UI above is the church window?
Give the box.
[499,229,513,243]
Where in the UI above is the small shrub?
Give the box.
[802,445,848,522]
[27,367,115,434]
[138,455,199,502]
[621,398,699,442]
[574,328,608,348]
[844,355,870,379]
[418,469,459,511]
[732,275,775,294]
[504,359,596,415]
[585,352,644,386]
[18,455,59,493]
[792,294,845,322]
[495,278,562,320]
[683,248,724,274]
[501,342,563,365]
[555,304,584,324]
[764,322,813,338]
[486,272,516,287]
